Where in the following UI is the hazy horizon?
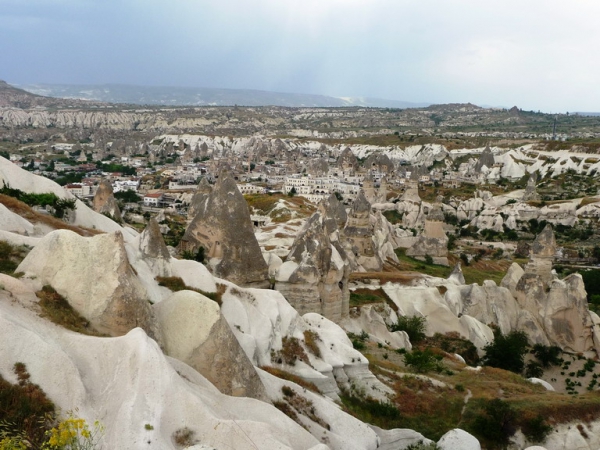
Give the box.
[2,0,599,113]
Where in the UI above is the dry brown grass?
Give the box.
[349,271,423,284]
[260,366,320,393]
[580,197,600,207]
[0,194,101,237]
[271,336,310,366]
[303,330,322,358]
[155,276,223,305]
[36,285,105,336]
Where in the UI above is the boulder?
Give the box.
[16,230,162,343]
[154,290,267,400]
[370,426,433,450]
[437,428,481,450]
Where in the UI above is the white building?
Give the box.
[143,193,164,207]
[283,175,360,201]
[237,183,266,195]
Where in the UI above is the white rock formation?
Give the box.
[0,284,327,450]
[437,428,481,450]
[154,290,267,400]
[16,229,163,342]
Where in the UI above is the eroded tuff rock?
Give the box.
[406,205,449,265]
[154,290,267,400]
[506,225,599,354]
[343,191,383,271]
[337,147,359,174]
[187,177,213,220]
[138,218,171,277]
[522,173,540,201]
[16,230,162,343]
[275,194,351,321]
[448,262,465,285]
[181,174,269,287]
[92,180,122,222]
[395,182,427,228]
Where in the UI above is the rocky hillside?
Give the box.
[0,80,106,109]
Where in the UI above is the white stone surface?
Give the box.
[437,428,481,450]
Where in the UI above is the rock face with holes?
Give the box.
[16,229,162,343]
[92,180,122,222]
[343,191,383,271]
[181,174,269,287]
[275,194,351,321]
[406,205,449,265]
[154,290,267,400]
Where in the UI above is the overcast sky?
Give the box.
[1,0,598,112]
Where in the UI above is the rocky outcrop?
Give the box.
[343,191,383,271]
[364,152,395,174]
[499,226,600,354]
[396,182,426,228]
[524,223,556,282]
[16,230,162,343]
[406,205,449,265]
[181,174,269,287]
[138,218,171,277]
[383,284,494,351]
[474,146,494,172]
[154,290,267,400]
[306,158,329,176]
[448,262,465,285]
[92,180,122,222]
[522,173,540,201]
[342,303,411,350]
[275,195,351,321]
[337,147,358,174]
[187,177,212,220]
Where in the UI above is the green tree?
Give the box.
[481,330,529,374]
[471,398,517,448]
[404,348,443,373]
[390,316,427,343]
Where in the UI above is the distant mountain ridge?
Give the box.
[0,80,106,109]
[16,82,430,108]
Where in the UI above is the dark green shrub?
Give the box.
[390,316,427,344]
[404,348,443,374]
[481,330,529,374]
[522,415,552,443]
[348,331,369,350]
[525,361,544,378]
[471,398,517,448]
[531,344,562,368]
[427,332,480,366]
